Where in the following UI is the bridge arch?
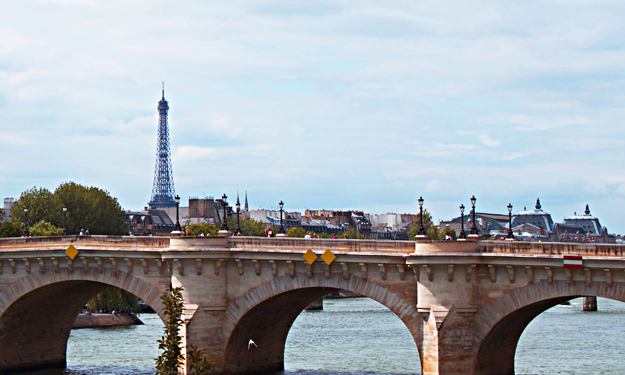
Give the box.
[474,279,625,375]
[221,272,419,374]
[0,269,166,373]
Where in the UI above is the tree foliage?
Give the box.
[29,220,63,237]
[10,182,126,235]
[406,210,459,240]
[156,283,185,375]
[441,227,457,240]
[407,209,435,239]
[185,222,218,236]
[287,227,306,237]
[86,287,139,313]
[0,221,24,238]
[224,217,266,236]
[184,218,267,237]
[188,345,215,375]
[345,226,361,239]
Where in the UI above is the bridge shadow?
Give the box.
[0,272,165,374]
[514,297,625,374]
[221,273,420,375]
[475,281,625,375]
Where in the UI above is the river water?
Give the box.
[21,297,625,375]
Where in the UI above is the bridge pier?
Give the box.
[583,296,598,311]
[419,308,478,375]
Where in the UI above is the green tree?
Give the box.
[86,287,139,313]
[224,217,267,236]
[407,209,435,239]
[345,227,361,239]
[156,283,185,375]
[0,221,24,238]
[441,227,457,240]
[187,345,215,375]
[55,182,125,235]
[10,187,60,226]
[10,182,126,235]
[287,227,306,237]
[29,220,63,237]
[185,222,218,236]
[427,225,441,240]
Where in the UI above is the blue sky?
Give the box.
[2,1,625,232]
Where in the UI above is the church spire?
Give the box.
[244,191,249,212]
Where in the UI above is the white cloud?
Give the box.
[502,152,528,161]
[496,114,594,132]
[411,143,475,158]
[0,1,625,232]
[583,184,608,195]
[173,146,216,162]
[425,179,441,192]
[479,134,500,147]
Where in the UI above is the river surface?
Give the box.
[20,297,625,375]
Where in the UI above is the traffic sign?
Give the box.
[303,249,317,265]
[65,244,79,260]
[563,255,582,269]
[321,249,336,265]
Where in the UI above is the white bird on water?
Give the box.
[248,339,257,349]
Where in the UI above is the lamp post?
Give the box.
[417,196,425,236]
[278,201,285,234]
[470,195,478,235]
[459,204,465,239]
[62,205,67,236]
[235,194,241,235]
[507,203,514,239]
[22,207,29,237]
[174,195,181,232]
[220,194,229,231]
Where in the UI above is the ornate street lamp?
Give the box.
[22,207,29,237]
[174,195,181,231]
[235,194,241,235]
[459,204,465,239]
[221,194,229,231]
[278,201,285,234]
[62,205,67,236]
[470,196,478,235]
[507,203,514,239]
[417,196,425,236]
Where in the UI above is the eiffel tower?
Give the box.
[148,84,176,208]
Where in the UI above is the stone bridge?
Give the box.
[1,235,625,374]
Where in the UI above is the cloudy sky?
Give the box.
[2,1,625,232]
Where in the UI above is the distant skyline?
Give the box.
[2,1,625,233]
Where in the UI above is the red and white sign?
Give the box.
[563,255,583,269]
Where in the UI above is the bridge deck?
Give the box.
[0,236,623,257]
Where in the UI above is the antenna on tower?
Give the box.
[162,82,165,99]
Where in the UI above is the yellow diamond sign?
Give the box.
[303,249,317,265]
[65,244,79,260]
[321,249,336,265]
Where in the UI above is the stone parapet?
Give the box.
[478,240,625,257]
[228,237,416,254]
